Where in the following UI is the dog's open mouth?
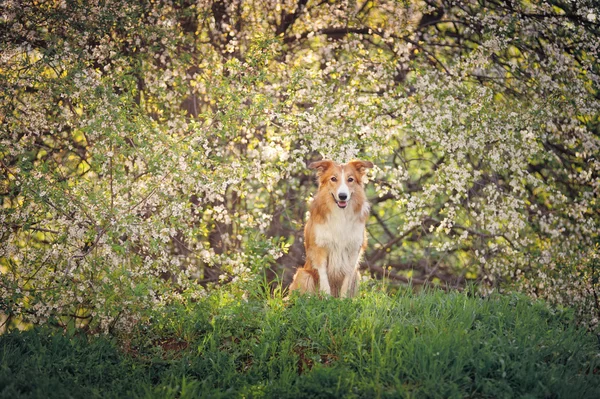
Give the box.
[336,200,348,208]
[332,194,348,209]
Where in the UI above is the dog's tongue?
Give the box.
[338,201,348,208]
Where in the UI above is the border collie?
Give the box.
[289,159,374,298]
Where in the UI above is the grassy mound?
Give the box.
[1,287,599,398]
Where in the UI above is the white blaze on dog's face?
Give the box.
[308,159,374,209]
[335,169,351,207]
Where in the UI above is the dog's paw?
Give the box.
[318,291,332,299]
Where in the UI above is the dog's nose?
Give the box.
[338,193,348,201]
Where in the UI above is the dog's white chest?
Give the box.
[313,209,364,276]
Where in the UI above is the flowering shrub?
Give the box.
[1,0,599,331]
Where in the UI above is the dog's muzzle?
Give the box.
[332,193,348,209]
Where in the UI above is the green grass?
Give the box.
[1,285,599,398]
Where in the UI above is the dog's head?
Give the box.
[308,159,374,209]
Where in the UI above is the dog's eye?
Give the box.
[331,176,337,182]
[348,177,354,183]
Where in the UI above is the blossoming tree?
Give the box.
[1,0,599,331]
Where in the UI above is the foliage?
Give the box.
[1,0,600,331]
[0,327,147,398]
[1,287,600,398]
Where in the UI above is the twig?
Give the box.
[65,227,106,276]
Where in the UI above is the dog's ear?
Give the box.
[348,159,374,175]
[308,159,334,177]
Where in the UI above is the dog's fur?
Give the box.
[289,159,374,298]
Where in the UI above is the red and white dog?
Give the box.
[289,159,374,298]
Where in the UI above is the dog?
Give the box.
[289,159,374,298]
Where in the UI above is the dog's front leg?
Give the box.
[308,246,331,296]
[340,270,360,298]
[317,267,331,296]
[340,274,352,298]
[340,269,360,298]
